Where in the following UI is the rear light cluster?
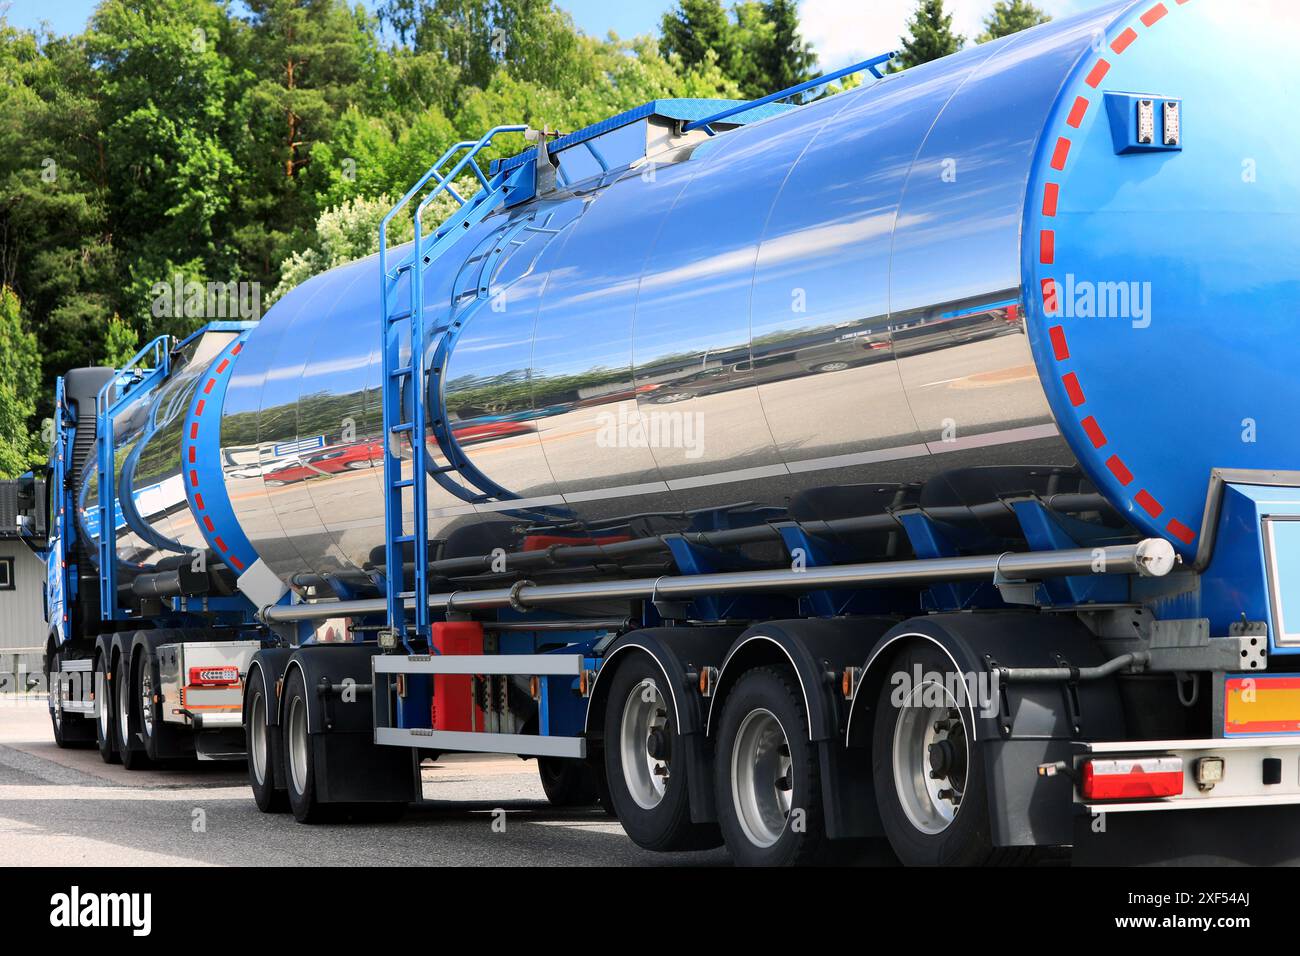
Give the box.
[1082,757,1184,801]
[189,666,240,687]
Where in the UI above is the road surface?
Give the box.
[0,697,732,866]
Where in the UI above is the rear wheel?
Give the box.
[714,666,828,866]
[94,653,119,764]
[602,655,719,851]
[283,668,330,823]
[537,757,599,807]
[871,643,1001,866]
[117,653,151,771]
[245,669,289,813]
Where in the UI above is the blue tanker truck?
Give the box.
[18,0,1300,865]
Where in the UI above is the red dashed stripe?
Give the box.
[1041,278,1059,313]
[1081,417,1107,449]
[1038,1,1196,545]
[1051,137,1072,170]
[1135,490,1164,518]
[1042,183,1059,217]
[1111,27,1138,53]
[1062,373,1085,407]
[185,336,254,573]
[1107,455,1134,486]
[1066,96,1089,128]
[1141,3,1168,27]
[1049,326,1070,361]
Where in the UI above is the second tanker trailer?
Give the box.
[29,0,1300,865]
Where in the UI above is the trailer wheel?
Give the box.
[117,653,151,771]
[94,653,119,764]
[602,656,719,851]
[871,643,1000,866]
[282,668,332,823]
[245,669,288,813]
[537,757,599,807]
[713,666,828,866]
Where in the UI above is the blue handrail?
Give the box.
[681,50,897,133]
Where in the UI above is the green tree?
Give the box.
[895,0,964,70]
[101,314,139,368]
[662,0,814,98]
[0,286,44,477]
[977,0,1050,43]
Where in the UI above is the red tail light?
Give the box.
[1082,757,1184,800]
[189,666,240,687]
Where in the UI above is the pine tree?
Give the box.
[977,0,1051,43]
[754,0,816,94]
[660,0,737,77]
[895,0,965,70]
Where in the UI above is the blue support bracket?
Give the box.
[775,524,901,617]
[895,510,1003,611]
[1010,498,1128,606]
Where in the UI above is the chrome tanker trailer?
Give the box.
[27,0,1300,865]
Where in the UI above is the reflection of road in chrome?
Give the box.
[229,332,1059,579]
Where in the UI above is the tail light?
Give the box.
[189,666,240,687]
[1082,757,1184,801]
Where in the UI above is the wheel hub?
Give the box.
[893,689,968,835]
[730,708,793,849]
[619,679,670,810]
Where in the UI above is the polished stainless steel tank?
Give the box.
[215,2,1135,585]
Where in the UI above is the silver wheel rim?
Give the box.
[891,682,967,835]
[140,666,154,738]
[819,362,849,372]
[288,694,309,796]
[619,679,669,810]
[117,662,131,747]
[730,708,792,848]
[250,689,267,786]
[96,661,109,737]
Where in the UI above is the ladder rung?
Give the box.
[386,309,412,323]
[394,478,415,488]
[391,423,414,434]
[390,365,412,378]
[394,535,415,544]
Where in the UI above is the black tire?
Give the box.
[245,669,289,813]
[117,652,152,771]
[713,666,829,866]
[538,757,599,807]
[47,649,74,749]
[871,642,1009,866]
[136,648,165,760]
[601,654,720,851]
[282,667,332,823]
[94,652,119,764]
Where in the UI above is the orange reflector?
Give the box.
[1082,757,1183,801]
[1225,676,1300,735]
[529,676,540,701]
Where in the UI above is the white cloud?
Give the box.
[798,0,1111,69]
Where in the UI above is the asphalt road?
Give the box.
[0,698,731,866]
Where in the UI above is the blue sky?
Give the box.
[4,0,1112,68]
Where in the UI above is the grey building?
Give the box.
[0,480,47,692]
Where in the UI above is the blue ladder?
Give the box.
[378,125,528,648]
